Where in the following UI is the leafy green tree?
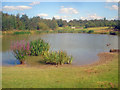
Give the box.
[20,14,30,30]
[1,12,119,31]
[37,22,49,30]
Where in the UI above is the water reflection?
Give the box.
[2,33,118,66]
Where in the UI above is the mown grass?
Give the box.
[2,54,118,88]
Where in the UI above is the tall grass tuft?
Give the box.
[30,39,50,56]
[43,51,73,65]
[11,39,73,65]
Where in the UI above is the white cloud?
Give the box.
[54,15,71,19]
[106,0,119,2]
[20,13,25,15]
[29,2,40,6]
[54,15,61,19]
[54,15,72,21]
[105,5,118,10]
[3,6,32,11]
[46,17,52,20]
[112,5,118,10]
[80,13,103,20]
[37,13,48,17]
[59,6,79,14]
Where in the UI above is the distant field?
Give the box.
[84,27,110,30]
[2,53,118,88]
[1,26,117,35]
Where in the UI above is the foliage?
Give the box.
[30,39,50,56]
[43,51,73,65]
[13,31,31,35]
[2,12,119,31]
[11,40,31,61]
[2,13,58,30]
[11,39,73,65]
[87,30,94,33]
[11,39,50,61]
[37,22,49,30]
[109,31,117,35]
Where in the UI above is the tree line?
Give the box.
[2,12,120,31]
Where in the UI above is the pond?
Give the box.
[1,33,119,66]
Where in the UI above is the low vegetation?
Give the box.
[2,53,118,88]
[11,40,31,64]
[109,31,118,35]
[87,30,94,33]
[13,31,31,35]
[30,39,50,56]
[43,51,73,65]
[11,39,73,65]
[2,26,119,35]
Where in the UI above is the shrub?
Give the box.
[37,22,49,30]
[30,39,50,56]
[11,40,31,64]
[11,39,50,63]
[87,30,94,33]
[43,51,73,65]
[109,31,117,35]
[11,39,73,65]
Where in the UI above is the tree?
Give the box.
[1,12,119,31]
[20,14,30,30]
[37,22,49,30]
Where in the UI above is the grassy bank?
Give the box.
[2,53,118,88]
[2,27,118,35]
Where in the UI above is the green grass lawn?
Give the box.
[2,53,118,88]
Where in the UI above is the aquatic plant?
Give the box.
[11,39,50,64]
[11,40,31,64]
[30,39,50,56]
[43,50,73,65]
[11,39,73,65]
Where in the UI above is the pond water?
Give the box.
[1,33,119,66]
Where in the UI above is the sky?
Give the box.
[2,1,119,21]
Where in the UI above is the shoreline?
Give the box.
[2,52,118,68]
[2,52,118,88]
[1,28,118,36]
[80,52,118,67]
[2,32,118,36]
